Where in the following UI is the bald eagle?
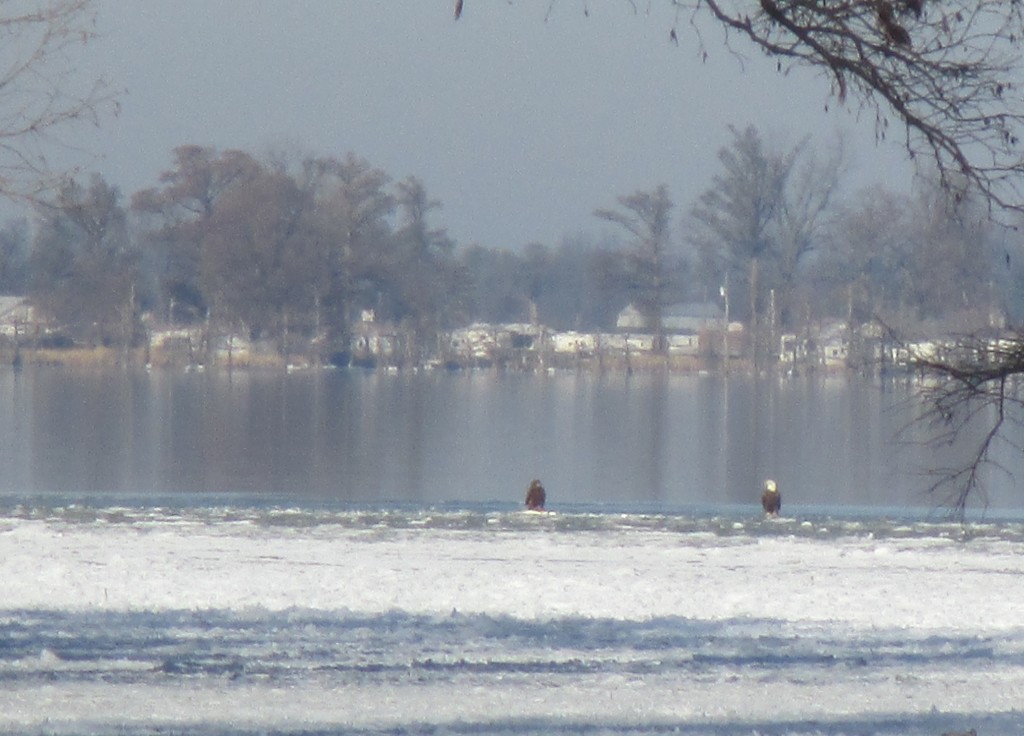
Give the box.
[525,479,546,511]
[761,479,781,517]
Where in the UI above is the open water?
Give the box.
[0,366,1020,512]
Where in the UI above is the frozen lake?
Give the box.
[2,502,1024,735]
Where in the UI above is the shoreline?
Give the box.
[0,343,836,376]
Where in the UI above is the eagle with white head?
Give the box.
[762,479,781,517]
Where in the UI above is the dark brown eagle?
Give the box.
[525,479,546,511]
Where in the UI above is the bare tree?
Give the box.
[817,180,992,327]
[813,185,918,323]
[772,138,845,327]
[199,167,324,343]
[812,176,1001,513]
[690,126,799,364]
[30,173,136,346]
[0,0,119,202]
[0,217,30,293]
[132,146,263,323]
[391,176,461,364]
[695,0,1024,219]
[301,153,394,339]
[595,184,675,352]
[894,330,1024,516]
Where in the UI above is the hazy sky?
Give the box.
[71,1,916,250]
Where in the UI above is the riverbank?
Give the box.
[0,345,288,371]
[0,343,758,374]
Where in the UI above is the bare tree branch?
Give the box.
[695,0,1024,219]
[885,323,1024,516]
[0,0,120,203]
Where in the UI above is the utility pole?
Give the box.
[720,274,730,374]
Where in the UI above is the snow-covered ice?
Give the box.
[1,503,1023,735]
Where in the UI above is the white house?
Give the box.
[615,304,647,331]
[662,302,725,333]
[550,331,596,355]
[0,296,32,337]
[616,302,725,333]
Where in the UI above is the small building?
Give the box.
[617,302,726,334]
[778,321,850,369]
[0,296,32,337]
[597,333,628,352]
[447,323,499,365]
[625,334,655,352]
[615,304,647,331]
[778,333,806,364]
[214,333,253,363]
[504,323,543,350]
[820,336,849,368]
[662,302,725,333]
[666,333,700,356]
[149,326,205,366]
[550,331,596,355]
[443,323,547,367]
[816,321,850,368]
[351,313,405,367]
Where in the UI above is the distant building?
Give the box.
[616,302,725,334]
[662,302,725,333]
[615,304,647,331]
[351,314,405,367]
[444,323,545,367]
[447,323,500,364]
[0,296,33,337]
[550,331,595,355]
[778,320,850,369]
[666,333,700,356]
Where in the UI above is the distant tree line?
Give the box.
[0,128,1014,364]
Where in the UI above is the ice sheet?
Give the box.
[1,506,1022,734]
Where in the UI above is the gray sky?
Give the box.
[72,1,915,250]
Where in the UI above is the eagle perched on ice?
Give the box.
[761,479,781,517]
[525,479,546,511]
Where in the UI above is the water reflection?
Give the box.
[0,366,1020,512]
